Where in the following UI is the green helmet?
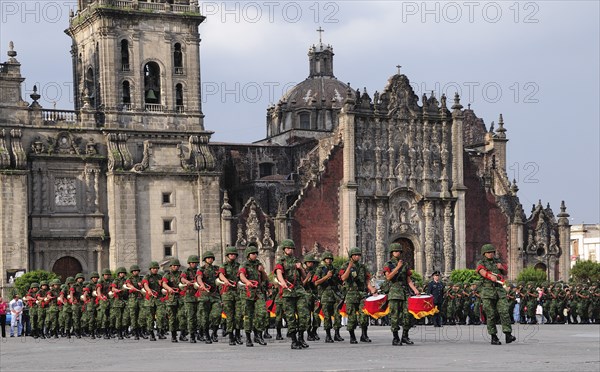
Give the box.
[50,279,61,286]
[225,246,238,256]
[187,255,200,263]
[481,244,496,255]
[149,261,160,269]
[349,247,362,256]
[30,282,40,289]
[280,239,295,249]
[245,246,259,257]
[66,276,75,284]
[322,251,334,260]
[304,254,318,263]
[129,264,140,272]
[202,251,215,261]
[389,243,402,253]
[170,258,181,266]
[116,267,127,274]
[40,280,48,286]
[75,273,85,280]
[90,272,100,279]
[101,268,112,276]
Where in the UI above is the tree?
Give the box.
[450,269,479,284]
[411,271,424,289]
[13,270,59,296]
[516,266,547,286]
[570,260,600,283]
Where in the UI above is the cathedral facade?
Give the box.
[0,0,571,293]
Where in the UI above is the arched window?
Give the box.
[121,39,130,71]
[122,81,131,110]
[85,67,95,107]
[144,62,161,110]
[175,83,184,112]
[174,43,183,74]
[299,112,310,129]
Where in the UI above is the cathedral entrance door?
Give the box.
[52,256,83,281]
[392,238,415,271]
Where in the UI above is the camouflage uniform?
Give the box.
[125,265,145,340]
[110,267,129,339]
[476,244,515,345]
[24,283,40,338]
[70,274,85,338]
[96,269,113,339]
[45,279,62,338]
[197,251,222,343]
[60,277,75,337]
[219,246,243,345]
[383,243,415,346]
[162,259,184,342]
[181,255,200,343]
[341,247,374,344]
[239,245,268,347]
[142,261,164,341]
[314,251,344,343]
[36,281,49,338]
[84,273,99,338]
[303,254,321,341]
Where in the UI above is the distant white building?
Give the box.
[570,224,600,265]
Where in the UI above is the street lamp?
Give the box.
[194,213,204,259]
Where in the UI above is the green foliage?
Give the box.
[333,256,346,269]
[411,271,424,288]
[516,266,547,286]
[570,260,600,283]
[450,269,479,284]
[13,270,59,297]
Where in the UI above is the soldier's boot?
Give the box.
[76,330,82,339]
[349,329,358,344]
[228,332,236,346]
[334,328,344,342]
[392,331,402,346]
[325,329,334,343]
[124,328,131,339]
[360,326,372,343]
[306,328,316,341]
[67,329,72,339]
[197,328,205,342]
[254,330,267,346]
[118,329,124,340]
[103,328,110,340]
[89,329,95,340]
[40,329,46,339]
[149,330,156,341]
[158,330,167,340]
[211,327,219,342]
[139,328,148,339]
[179,331,188,342]
[54,329,59,339]
[263,328,272,339]
[298,331,310,348]
[401,330,414,345]
[313,327,320,340]
[235,329,243,345]
[189,331,196,343]
[171,332,178,343]
[245,331,254,347]
[204,329,212,344]
[290,332,302,350]
[490,334,501,345]
[275,326,283,340]
[504,332,516,344]
[221,325,227,337]
[134,328,140,340]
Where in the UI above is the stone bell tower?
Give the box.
[66,0,206,131]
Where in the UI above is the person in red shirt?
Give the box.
[0,296,7,338]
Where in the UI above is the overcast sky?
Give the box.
[1,1,598,224]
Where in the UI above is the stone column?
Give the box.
[443,201,454,276]
[424,200,435,277]
[375,200,386,274]
[557,201,571,281]
[451,94,466,268]
[339,102,357,257]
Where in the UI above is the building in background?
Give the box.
[570,224,600,265]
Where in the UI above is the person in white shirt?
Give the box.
[9,294,24,337]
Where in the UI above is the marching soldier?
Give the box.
[239,244,269,347]
[71,273,85,338]
[45,279,62,338]
[110,267,128,339]
[340,247,377,344]
[314,250,344,343]
[162,258,184,342]
[181,255,200,343]
[125,265,145,340]
[84,272,100,339]
[142,261,163,341]
[36,281,49,339]
[219,246,243,346]
[24,283,40,338]
[197,251,222,344]
[60,277,74,338]
[383,243,419,346]
[97,268,113,339]
[303,254,321,341]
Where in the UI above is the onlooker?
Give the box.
[0,296,7,337]
[427,271,444,327]
[9,294,24,337]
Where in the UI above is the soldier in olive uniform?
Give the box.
[96,268,113,339]
[23,283,40,338]
[476,244,516,345]
[314,251,344,343]
[576,284,591,324]
[110,267,129,339]
[45,279,62,338]
[274,239,310,349]
[219,246,244,346]
[142,261,163,341]
[36,281,49,338]
[84,272,99,339]
[60,277,75,338]
[181,255,200,343]
[239,245,269,347]
[302,254,321,341]
[70,273,85,338]
[197,251,222,343]
[125,265,145,340]
[383,243,420,346]
[340,247,377,344]
[162,258,184,342]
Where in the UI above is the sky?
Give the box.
[1,0,599,224]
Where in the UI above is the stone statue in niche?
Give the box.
[55,177,77,206]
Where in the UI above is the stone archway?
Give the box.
[534,262,547,272]
[393,237,415,271]
[52,256,83,281]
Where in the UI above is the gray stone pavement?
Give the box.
[1,324,599,371]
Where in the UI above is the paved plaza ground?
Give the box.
[1,324,599,371]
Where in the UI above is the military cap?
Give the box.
[225,246,238,256]
[50,278,61,285]
[432,270,441,276]
[116,267,127,274]
[75,273,85,280]
[90,271,100,278]
[149,261,160,269]
[280,239,295,249]
[170,258,181,266]
[101,268,112,275]
[245,245,259,257]
[40,280,48,286]
[30,282,40,289]
[389,243,403,253]
[349,247,362,256]
[321,251,334,260]
[187,255,200,263]
[481,243,496,255]
[130,264,140,272]
[202,251,215,261]
[303,254,318,263]
[66,276,75,284]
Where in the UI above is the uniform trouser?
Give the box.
[275,297,285,327]
[71,303,82,331]
[165,303,179,333]
[527,299,536,320]
[86,302,96,333]
[184,301,198,334]
[97,300,110,329]
[254,297,268,332]
[307,295,321,330]
[111,305,125,330]
[127,298,141,329]
[346,299,368,331]
[389,299,410,332]
[29,307,40,333]
[482,295,512,335]
[578,301,590,321]
[198,295,222,331]
[321,301,336,330]
[61,307,72,332]
[46,306,59,332]
[282,295,308,333]
[144,300,158,331]
[38,307,46,333]
[222,297,243,333]
[244,299,258,332]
